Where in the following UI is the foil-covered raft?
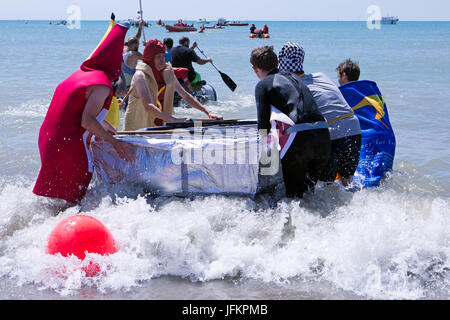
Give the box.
[90,124,283,197]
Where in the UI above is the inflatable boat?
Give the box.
[250,32,270,38]
[165,24,197,32]
[226,22,249,26]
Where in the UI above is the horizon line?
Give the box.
[1,19,450,22]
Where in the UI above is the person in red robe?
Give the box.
[33,15,136,204]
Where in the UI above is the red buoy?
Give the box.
[46,215,117,276]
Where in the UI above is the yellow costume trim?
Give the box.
[156,86,166,110]
[351,94,390,129]
[86,17,115,60]
[104,96,120,129]
[327,112,355,125]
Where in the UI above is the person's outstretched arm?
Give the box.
[174,76,222,120]
[134,71,185,123]
[81,85,136,162]
[135,20,144,41]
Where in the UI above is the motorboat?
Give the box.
[197,18,211,24]
[381,16,399,24]
[165,24,197,32]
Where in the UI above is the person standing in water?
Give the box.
[336,58,396,187]
[163,37,173,63]
[33,18,136,205]
[122,20,146,89]
[170,36,212,83]
[251,45,331,198]
[278,42,361,187]
[123,39,222,131]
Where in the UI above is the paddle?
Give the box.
[164,119,256,129]
[138,0,146,43]
[117,119,257,134]
[195,45,237,92]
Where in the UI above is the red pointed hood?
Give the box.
[81,17,129,81]
[142,39,167,86]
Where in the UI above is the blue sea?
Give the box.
[0,20,448,299]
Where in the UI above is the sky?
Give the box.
[1,0,449,21]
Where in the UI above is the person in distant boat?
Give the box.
[336,59,396,187]
[278,42,361,187]
[170,36,212,84]
[250,45,331,198]
[122,20,146,88]
[253,28,264,38]
[250,24,256,34]
[123,39,222,131]
[33,19,136,205]
[163,37,173,63]
[263,24,269,34]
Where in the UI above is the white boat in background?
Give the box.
[381,16,399,24]
[217,17,228,26]
[197,18,211,24]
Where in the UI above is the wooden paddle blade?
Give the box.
[219,71,237,92]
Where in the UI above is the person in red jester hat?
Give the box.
[33,15,136,204]
[123,38,222,131]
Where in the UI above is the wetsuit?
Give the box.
[255,69,331,198]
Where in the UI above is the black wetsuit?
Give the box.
[171,45,201,82]
[255,69,331,198]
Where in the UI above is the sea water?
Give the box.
[0,20,448,299]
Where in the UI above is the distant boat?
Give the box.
[165,24,197,32]
[381,16,399,24]
[54,20,68,26]
[217,17,227,26]
[205,25,224,29]
[197,18,211,24]
[129,17,150,27]
[225,21,249,26]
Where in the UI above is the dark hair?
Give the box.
[163,37,173,49]
[250,46,278,71]
[336,58,360,81]
[125,37,139,48]
[179,36,190,45]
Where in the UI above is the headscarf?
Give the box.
[278,42,305,74]
[81,18,130,81]
[142,39,166,87]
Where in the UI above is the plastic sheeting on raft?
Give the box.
[90,125,283,196]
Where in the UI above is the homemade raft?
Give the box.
[90,121,283,197]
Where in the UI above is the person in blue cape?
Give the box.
[336,59,396,187]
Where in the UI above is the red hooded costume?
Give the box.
[141,39,190,126]
[33,17,129,203]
